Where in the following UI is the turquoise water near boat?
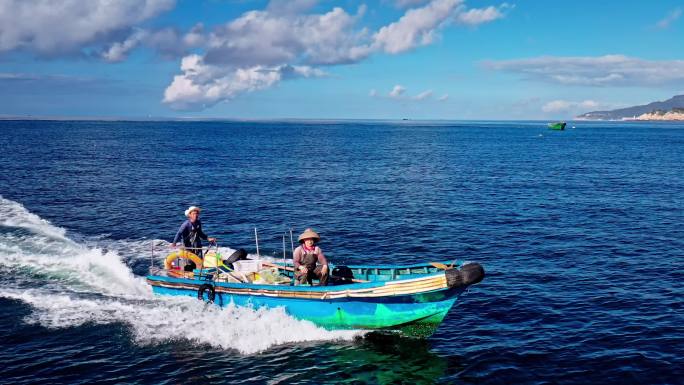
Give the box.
[1,120,683,384]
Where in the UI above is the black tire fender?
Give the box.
[198,283,215,303]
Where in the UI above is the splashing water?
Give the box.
[0,196,147,296]
[0,196,363,354]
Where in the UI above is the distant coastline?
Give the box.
[577,95,684,121]
[626,110,684,121]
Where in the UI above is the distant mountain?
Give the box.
[577,95,684,120]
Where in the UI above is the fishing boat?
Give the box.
[548,121,566,130]
[146,248,485,337]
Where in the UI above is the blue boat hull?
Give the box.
[146,261,484,337]
[149,278,463,336]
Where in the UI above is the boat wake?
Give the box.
[0,196,363,354]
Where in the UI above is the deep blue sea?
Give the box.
[0,120,682,384]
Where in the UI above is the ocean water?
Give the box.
[0,120,682,384]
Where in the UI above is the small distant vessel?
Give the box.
[548,122,566,130]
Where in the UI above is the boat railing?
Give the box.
[149,226,296,276]
[149,241,221,277]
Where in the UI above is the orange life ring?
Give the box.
[164,249,204,270]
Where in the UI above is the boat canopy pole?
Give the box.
[214,240,220,280]
[254,227,260,258]
[282,233,286,265]
[289,228,295,285]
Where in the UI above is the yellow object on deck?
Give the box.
[163,249,203,270]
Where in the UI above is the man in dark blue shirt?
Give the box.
[172,206,216,265]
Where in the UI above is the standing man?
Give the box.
[172,206,216,269]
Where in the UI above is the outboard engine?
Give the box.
[445,263,485,289]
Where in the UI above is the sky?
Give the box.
[0,0,683,120]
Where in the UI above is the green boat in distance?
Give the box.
[548,122,567,130]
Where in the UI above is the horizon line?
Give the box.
[0,114,585,123]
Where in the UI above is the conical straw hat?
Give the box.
[298,228,320,243]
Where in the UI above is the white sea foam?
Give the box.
[0,196,67,240]
[0,196,363,354]
[0,196,148,296]
[0,289,360,354]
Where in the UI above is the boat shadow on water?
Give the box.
[252,332,460,384]
[145,331,462,384]
[313,332,462,384]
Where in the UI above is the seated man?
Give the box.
[293,228,329,286]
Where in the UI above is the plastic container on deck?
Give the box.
[232,259,261,273]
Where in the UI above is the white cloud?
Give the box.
[437,94,449,101]
[164,0,508,110]
[102,24,206,62]
[163,54,324,110]
[0,0,510,111]
[413,89,433,100]
[541,99,600,114]
[161,4,369,109]
[102,29,147,62]
[456,3,510,26]
[0,0,175,56]
[389,85,406,98]
[182,24,206,47]
[656,7,682,29]
[204,6,370,67]
[484,55,684,87]
[373,0,462,54]
[373,0,509,53]
[0,0,506,65]
[379,86,441,101]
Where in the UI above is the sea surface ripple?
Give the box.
[0,120,682,384]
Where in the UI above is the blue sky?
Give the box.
[1,0,683,119]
